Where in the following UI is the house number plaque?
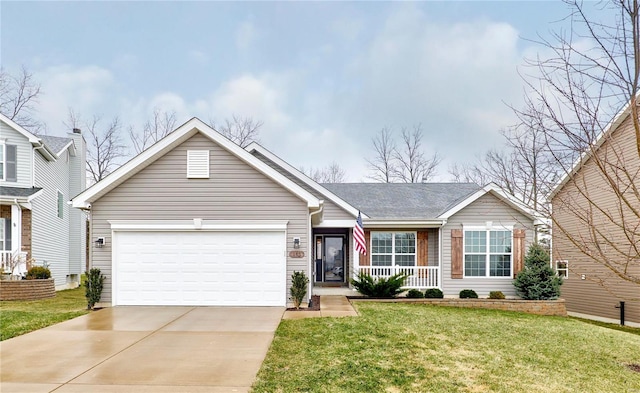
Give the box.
[289,250,305,258]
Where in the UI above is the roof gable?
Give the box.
[439,183,540,222]
[549,99,635,199]
[0,113,57,161]
[72,118,320,209]
[39,135,75,157]
[246,142,364,218]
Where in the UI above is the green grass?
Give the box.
[570,316,640,336]
[0,285,88,341]
[253,303,640,393]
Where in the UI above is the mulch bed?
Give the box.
[286,295,320,311]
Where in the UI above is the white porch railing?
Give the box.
[357,266,439,289]
[1,251,27,277]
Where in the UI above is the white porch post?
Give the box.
[351,226,358,285]
[10,205,21,256]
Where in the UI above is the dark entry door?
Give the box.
[314,235,345,283]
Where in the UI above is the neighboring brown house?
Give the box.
[550,103,640,326]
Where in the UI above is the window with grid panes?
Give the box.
[464,228,512,277]
[371,232,416,266]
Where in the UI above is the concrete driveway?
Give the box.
[0,306,284,393]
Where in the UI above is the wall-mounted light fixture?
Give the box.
[293,237,301,249]
[94,237,105,248]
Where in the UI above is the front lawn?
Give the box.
[0,285,88,341]
[253,302,640,392]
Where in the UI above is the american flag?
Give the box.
[354,211,366,255]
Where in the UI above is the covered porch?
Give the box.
[311,226,441,292]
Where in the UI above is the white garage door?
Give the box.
[113,230,286,306]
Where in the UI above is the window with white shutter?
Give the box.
[187,150,210,179]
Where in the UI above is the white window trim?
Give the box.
[463,225,514,279]
[555,260,568,279]
[370,231,417,267]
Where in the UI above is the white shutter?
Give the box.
[187,150,210,178]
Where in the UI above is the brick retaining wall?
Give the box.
[351,298,567,316]
[0,279,55,301]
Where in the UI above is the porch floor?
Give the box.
[283,296,358,319]
[312,286,359,296]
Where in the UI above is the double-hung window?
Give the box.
[0,143,17,182]
[371,232,416,267]
[464,227,512,277]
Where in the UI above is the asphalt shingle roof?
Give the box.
[0,186,43,198]
[321,183,481,219]
[39,135,72,155]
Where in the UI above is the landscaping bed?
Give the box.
[0,278,55,301]
[348,297,567,316]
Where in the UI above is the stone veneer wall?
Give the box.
[352,298,567,316]
[0,278,55,300]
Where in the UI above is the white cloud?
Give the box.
[35,65,117,133]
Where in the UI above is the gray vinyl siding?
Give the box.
[552,114,640,324]
[441,193,534,297]
[252,151,354,221]
[32,151,71,287]
[0,120,33,188]
[90,133,310,304]
[68,133,86,276]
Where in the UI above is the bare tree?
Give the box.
[0,66,42,132]
[366,127,397,183]
[209,115,262,148]
[67,110,128,184]
[449,125,563,211]
[129,108,177,153]
[300,161,346,183]
[392,125,441,183]
[367,125,441,183]
[516,0,640,286]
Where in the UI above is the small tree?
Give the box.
[514,244,562,300]
[290,271,309,309]
[85,268,105,310]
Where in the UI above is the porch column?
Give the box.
[11,205,21,256]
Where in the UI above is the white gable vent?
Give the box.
[187,150,210,179]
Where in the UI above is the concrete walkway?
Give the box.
[0,306,284,393]
[282,296,358,320]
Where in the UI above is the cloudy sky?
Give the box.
[2,1,593,181]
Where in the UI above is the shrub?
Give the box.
[424,288,444,298]
[459,289,478,299]
[85,268,105,310]
[26,266,51,280]
[489,291,505,299]
[290,271,309,309]
[406,289,424,298]
[514,243,563,300]
[351,272,408,298]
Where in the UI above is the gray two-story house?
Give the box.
[0,114,86,289]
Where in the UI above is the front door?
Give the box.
[314,235,345,283]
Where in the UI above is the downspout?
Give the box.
[308,202,324,301]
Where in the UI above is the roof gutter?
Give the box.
[364,219,447,229]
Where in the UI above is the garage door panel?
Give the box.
[114,230,286,306]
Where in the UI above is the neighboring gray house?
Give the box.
[72,118,540,307]
[0,114,86,289]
